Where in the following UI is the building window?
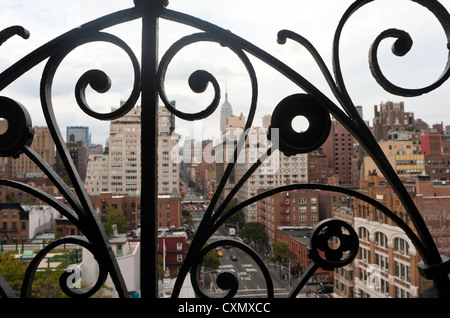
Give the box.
[359,247,370,263]
[375,232,388,248]
[375,253,389,272]
[396,287,410,298]
[358,227,369,242]
[395,261,411,283]
[394,238,409,256]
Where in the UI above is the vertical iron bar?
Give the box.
[140,0,159,298]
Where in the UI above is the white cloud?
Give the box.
[1,0,450,146]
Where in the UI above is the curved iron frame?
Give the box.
[0,0,448,298]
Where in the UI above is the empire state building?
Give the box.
[220,90,233,133]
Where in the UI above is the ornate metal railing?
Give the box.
[0,0,449,298]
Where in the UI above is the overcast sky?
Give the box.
[1,0,450,146]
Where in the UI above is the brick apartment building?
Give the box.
[157,232,187,275]
[276,227,334,284]
[307,150,334,184]
[55,218,82,238]
[257,189,320,244]
[90,192,141,231]
[15,192,183,242]
[0,126,55,179]
[0,203,29,244]
[322,120,358,187]
[89,192,182,232]
[157,195,182,229]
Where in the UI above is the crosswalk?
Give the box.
[236,288,290,298]
[210,235,238,240]
[218,263,257,272]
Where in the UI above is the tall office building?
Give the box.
[85,103,180,196]
[373,101,415,142]
[66,126,91,147]
[220,91,233,133]
[355,105,363,120]
[55,140,88,181]
[215,113,309,223]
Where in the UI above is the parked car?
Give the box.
[318,286,334,294]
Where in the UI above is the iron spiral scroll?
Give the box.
[0,0,447,298]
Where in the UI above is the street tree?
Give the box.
[103,206,130,236]
[239,222,267,252]
[270,241,291,262]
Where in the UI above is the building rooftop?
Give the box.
[278,226,312,245]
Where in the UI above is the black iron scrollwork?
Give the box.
[0,0,449,298]
[0,97,34,158]
[21,236,109,298]
[162,0,450,298]
[190,239,274,298]
[289,219,359,298]
[269,94,331,157]
[0,26,29,46]
[308,219,359,271]
[367,1,450,97]
[0,7,142,298]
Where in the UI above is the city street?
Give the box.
[197,227,294,298]
[184,181,312,298]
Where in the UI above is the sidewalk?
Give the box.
[265,262,298,292]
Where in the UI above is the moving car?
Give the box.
[231,256,238,261]
[318,286,334,294]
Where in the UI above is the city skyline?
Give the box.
[1,1,450,147]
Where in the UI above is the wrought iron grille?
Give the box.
[0,0,449,299]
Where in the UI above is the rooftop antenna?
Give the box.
[224,82,228,103]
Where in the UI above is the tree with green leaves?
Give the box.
[270,241,291,262]
[202,247,221,271]
[239,222,267,252]
[0,251,111,298]
[103,206,130,236]
[0,252,28,295]
[221,202,244,226]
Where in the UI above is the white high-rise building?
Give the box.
[215,112,309,223]
[85,154,110,195]
[234,123,308,223]
[85,103,180,196]
[158,106,180,196]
